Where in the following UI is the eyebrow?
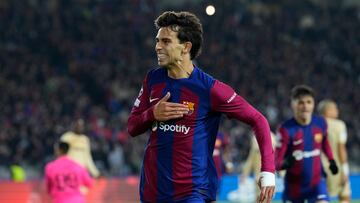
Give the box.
[155,37,172,42]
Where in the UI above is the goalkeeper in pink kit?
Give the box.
[45,142,93,203]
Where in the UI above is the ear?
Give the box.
[182,42,192,55]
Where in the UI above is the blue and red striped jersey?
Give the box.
[275,115,334,199]
[128,67,274,202]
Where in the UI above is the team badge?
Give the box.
[314,133,323,143]
[183,101,195,115]
[215,139,222,147]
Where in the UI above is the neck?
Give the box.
[167,59,193,79]
[295,117,311,126]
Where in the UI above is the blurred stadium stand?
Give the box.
[0,0,359,198]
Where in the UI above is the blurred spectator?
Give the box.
[10,160,26,182]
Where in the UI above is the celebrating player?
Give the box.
[127,11,275,202]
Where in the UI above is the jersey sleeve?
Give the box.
[127,73,155,136]
[322,121,334,161]
[60,132,71,142]
[210,80,275,173]
[275,127,290,170]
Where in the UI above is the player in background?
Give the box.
[61,118,100,178]
[45,141,93,203]
[275,85,338,203]
[318,99,351,203]
[213,131,233,187]
[127,11,275,203]
[241,132,276,195]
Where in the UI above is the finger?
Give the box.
[165,102,189,108]
[259,187,269,203]
[164,111,187,117]
[160,92,171,102]
[165,114,185,120]
[165,105,189,113]
[265,187,275,203]
[258,187,266,203]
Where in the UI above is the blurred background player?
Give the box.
[213,131,233,187]
[45,141,93,203]
[61,118,100,178]
[275,85,338,203]
[318,99,351,203]
[241,132,276,196]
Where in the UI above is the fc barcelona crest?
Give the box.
[183,101,195,115]
[314,133,323,143]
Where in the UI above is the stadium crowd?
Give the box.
[0,0,359,179]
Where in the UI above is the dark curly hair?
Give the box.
[290,85,315,100]
[155,11,203,60]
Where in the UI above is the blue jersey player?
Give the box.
[127,11,275,203]
[275,85,338,203]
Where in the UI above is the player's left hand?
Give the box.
[257,172,275,203]
[329,159,339,175]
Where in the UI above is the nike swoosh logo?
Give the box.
[150,98,159,103]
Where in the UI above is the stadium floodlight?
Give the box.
[205,5,215,16]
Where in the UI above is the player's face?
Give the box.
[324,103,339,119]
[291,95,315,124]
[155,27,185,68]
[73,119,85,134]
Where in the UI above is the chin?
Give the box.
[302,115,312,121]
[158,61,167,67]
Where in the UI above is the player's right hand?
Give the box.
[153,92,189,121]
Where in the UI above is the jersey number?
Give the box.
[54,173,78,191]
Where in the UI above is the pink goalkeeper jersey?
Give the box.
[45,156,93,203]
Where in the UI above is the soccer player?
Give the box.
[61,118,100,178]
[127,11,275,203]
[318,99,351,203]
[275,85,338,203]
[45,141,93,203]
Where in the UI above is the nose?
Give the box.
[155,42,162,51]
